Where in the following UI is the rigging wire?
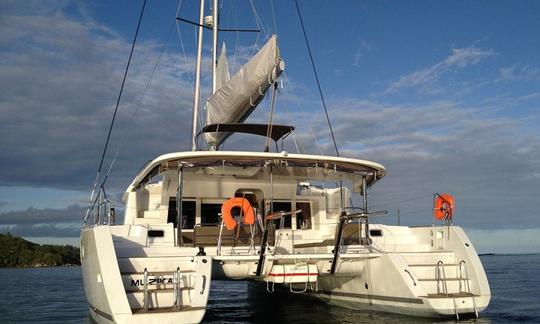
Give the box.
[248,0,265,57]
[393,207,434,217]
[86,0,147,213]
[265,83,278,152]
[175,0,193,83]
[291,133,301,153]
[294,0,340,157]
[248,0,267,36]
[100,18,177,191]
[282,72,324,155]
[369,193,433,210]
[270,0,278,35]
[233,10,240,66]
[175,0,206,149]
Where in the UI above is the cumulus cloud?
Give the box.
[0,2,199,192]
[0,2,284,194]
[0,204,85,237]
[0,204,126,238]
[0,204,85,225]
[282,97,540,230]
[386,46,495,93]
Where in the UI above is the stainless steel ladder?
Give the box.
[436,260,459,320]
[459,260,478,318]
[142,266,184,311]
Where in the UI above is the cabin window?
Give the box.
[271,201,292,229]
[138,165,161,188]
[296,202,312,230]
[167,198,196,229]
[201,203,222,225]
[370,229,383,237]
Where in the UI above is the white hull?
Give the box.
[80,225,212,324]
[259,225,489,318]
[202,224,489,318]
[81,222,489,321]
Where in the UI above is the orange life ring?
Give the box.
[433,193,455,221]
[221,197,255,230]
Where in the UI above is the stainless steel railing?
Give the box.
[82,186,114,226]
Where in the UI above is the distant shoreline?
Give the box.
[479,252,540,256]
[1,263,81,269]
[0,233,80,268]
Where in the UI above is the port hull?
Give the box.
[81,225,211,324]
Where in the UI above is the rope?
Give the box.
[86,0,147,214]
[294,0,340,157]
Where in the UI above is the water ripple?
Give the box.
[0,254,538,323]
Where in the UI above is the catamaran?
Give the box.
[81,1,490,322]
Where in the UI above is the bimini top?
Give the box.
[128,151,386,191]
[199,123,294,143]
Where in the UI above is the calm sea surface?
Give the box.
[0,254,539,323]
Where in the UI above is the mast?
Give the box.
[191,0,205,151]
[212,0,219,94]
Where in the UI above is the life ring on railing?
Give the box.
[433,193,455,221]
[221,198,255,230]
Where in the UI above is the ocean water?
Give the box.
[0,254,539,323]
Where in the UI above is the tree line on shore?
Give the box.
[0,233,80,268]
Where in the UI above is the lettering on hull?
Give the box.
[131,277,174,286]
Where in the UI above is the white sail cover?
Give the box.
[204,35,284,148]
[215,42,230,91]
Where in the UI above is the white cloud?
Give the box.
[0,3,199,191]
[518,92,540,101]
[386,46,495,93]
[282,96,540,233]
[352,40,372,67]
[495,64,540,83]
[0,2,282,196]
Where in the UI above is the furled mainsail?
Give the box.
[204,35,284,148]
[215,42,230,91]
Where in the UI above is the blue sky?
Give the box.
[0,0,539,252]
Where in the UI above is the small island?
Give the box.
[0,233,80,268]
